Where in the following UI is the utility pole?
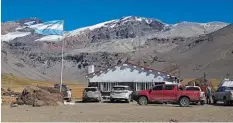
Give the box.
[60,21,65,92]
[60,37,64,92]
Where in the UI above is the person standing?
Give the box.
[206,85,212,104]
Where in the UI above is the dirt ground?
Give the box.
[2,101,233,122]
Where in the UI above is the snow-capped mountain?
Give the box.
[1,16,232,82]
[155,21,228,38]
[66,16,167,42]
[1,16,228,43]
[67,16,166,37]
[1,18,65,42]
[65,16,228,43]
[1,18,42,42]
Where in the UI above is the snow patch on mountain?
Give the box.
[88,20,119,30]
[155,21,228,38]
[121,16,133,21]
[120,16,155,24]
[24,21,37,26]
[1,32,31,42]
[35,35,64,41]
[67,16,164,37]
[67,20,119,36]
[15,27,25,31]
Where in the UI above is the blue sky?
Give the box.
[2,0,233,31]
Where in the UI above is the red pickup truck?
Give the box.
[136,84,203,107]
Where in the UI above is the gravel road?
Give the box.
[2,102,233,122]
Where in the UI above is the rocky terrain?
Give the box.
[1,16,232,82]
[12,86,64,107]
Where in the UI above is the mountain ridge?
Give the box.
[1,16,229,43]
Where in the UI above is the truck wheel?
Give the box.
[67,98,72,102]
[223,97,229,106]
[200,100,205,105]
[129,94,133,102]
[131,99,134,102]
[138,96,148,105]
[110,99,114,103]
[126,95,132,103]
[212,97,217,104]
[179,97,190,107]
[98,97,103,103]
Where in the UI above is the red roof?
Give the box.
[126,62,170,75]
[86,61,171,77]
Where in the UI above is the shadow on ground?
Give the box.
[73,100,233,107]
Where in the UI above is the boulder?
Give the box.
[15,86,64,107]
[33,100,45,107]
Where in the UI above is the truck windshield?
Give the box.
[226,87,233,90]
[85,88,97,92]
[113,87,127,90]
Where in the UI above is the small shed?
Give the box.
[86,63,180,92]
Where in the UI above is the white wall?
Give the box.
[88,64,171,83]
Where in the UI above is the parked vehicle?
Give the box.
[54,84,72,102]
[82,87,102,102]
[110,85,133,103]
[212,86,233,105]
[184,86,205,105]
[136,84,203,107]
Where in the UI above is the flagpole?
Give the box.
[60,20,64,92]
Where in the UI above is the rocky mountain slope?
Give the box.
[164,24,233,78]
[1,16,231,82]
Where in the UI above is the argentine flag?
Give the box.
[29,20,64,36]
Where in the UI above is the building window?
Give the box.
[137,83,142,91]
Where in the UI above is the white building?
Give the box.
[86,63,180,92]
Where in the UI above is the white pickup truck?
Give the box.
[110,85,133,103]
[184,86,205,105]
